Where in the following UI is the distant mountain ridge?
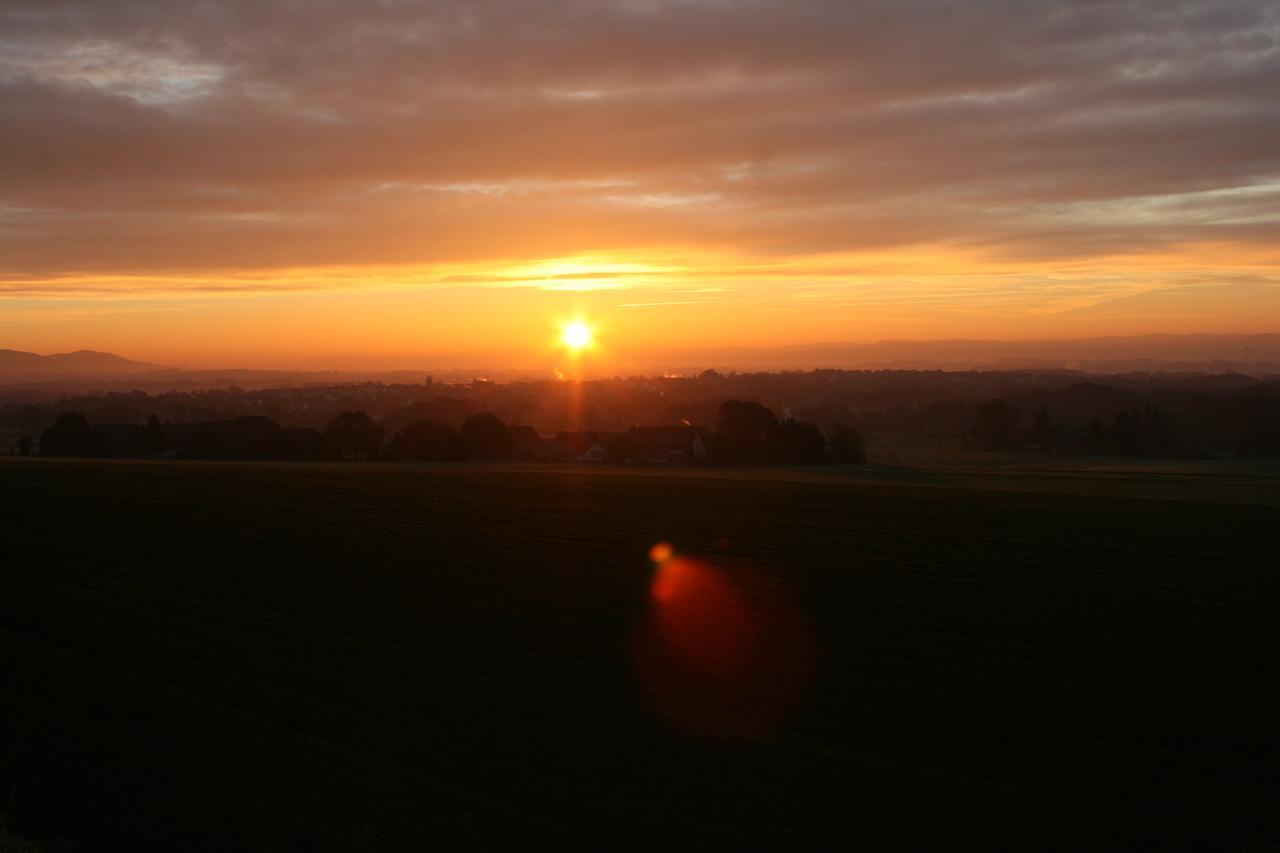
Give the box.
[660,333,1280,373]
[0,349,163,376]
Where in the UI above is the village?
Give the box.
[508,424,706,464]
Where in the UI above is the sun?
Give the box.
[561,321,592,351]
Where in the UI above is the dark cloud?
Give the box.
[2,0,1278,283]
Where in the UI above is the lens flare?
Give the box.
[649,541,674,564]
[635,545,817,743]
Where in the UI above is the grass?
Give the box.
[2,458,1278,850]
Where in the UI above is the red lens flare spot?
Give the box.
[636,552,817,744]
[651,574,678,602]
[649,541,674,564]
[649,557,754,676]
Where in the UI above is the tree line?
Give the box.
[26,401,867,466]
[21,374,1277,461]
[6,369,1278,459]
[962,395,1280,457]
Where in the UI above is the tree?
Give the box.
[775,417,826,464]
[1085,417,1107,452]
[1230,396,1280,457]
[716,399,780,463]
[1144,404,1173,451]
[970,399,1022,450]
[39,411,106,457]
[1112,409,1140,454]
[1031,406,1054,447]
[324,411,385,461]
[827,422,866,464]
[392,420,458,461]
[16,435,33,456]
[141,414,164,457]
[457,412,512,457]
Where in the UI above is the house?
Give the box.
[521,429,623,463]
[626,425,707,464]
[184,416,283,460]
[159,422,201,454]
[509,424,544,460]
[509,424,541,451]
[530,436,573,461]
[517,424,706,464]
[277,427,329,460]
[594,431,630,463]
[555,431,606,462]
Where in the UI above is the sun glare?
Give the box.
[562,321,592,351]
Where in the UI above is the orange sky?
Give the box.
[3,1,1278,370]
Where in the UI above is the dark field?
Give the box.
[2,460,1277,850]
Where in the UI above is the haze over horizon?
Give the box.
[5,331,1279,380]
[3,1,1279,370]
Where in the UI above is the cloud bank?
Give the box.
[1,0,1278,341]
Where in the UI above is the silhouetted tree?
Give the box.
[716,400,780,463]
[1231,396,1280,457]
[458,412,512,457]
[1031,406,1054,447]
[1144,404,1173,451]
[1113,409,1140,454]
[775,418,826,464]
[827,422,866,464]
[325,411,385,461]
[53,410,88,435]
[1085,417,1107,452]
[16,435,32,456]
[141,414,164,456]
[39,411,107,457]
[391,419,459,461]
[970,399,1022,450]
[382,396,479,436]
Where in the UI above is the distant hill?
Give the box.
[656,333,1280,374]
[0,349,163,378]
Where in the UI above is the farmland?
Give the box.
[2,458,1277,850]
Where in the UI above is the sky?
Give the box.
[2,0,1279,370]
